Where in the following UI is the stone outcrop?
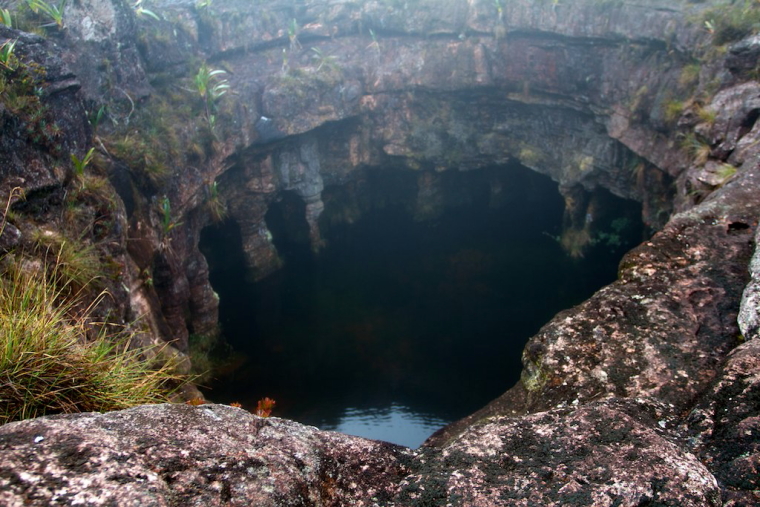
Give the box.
[0,404,412,506]
[1,0,760,504]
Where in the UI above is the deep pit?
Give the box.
[200,162,646,447]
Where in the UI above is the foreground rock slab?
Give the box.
[0,400,750,506]
[0,404,412,507]
[403,399,722,507]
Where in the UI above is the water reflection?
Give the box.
[320,404,448,449]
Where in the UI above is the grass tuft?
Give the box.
[0,264,185,424]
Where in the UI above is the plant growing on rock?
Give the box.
[70,147,95,179]
[158,196,181,251]
[205,181,226,223]
[663,99,684,124]
[695,105,717,125]
[31,228,102,290]
[0,262,185,424]
[702,0,760,45]
[680,132,712,165]
[310,47,338,72]
[89,105,106,133]
[255,397,276,417]
[25,0,66,29]
[367,28,380,52]
[132,0,160,21]
[288,18,301,51]
[195,63,230,134]
[0,39,17,70]
[714,162,737,186]
[0,8,13,27]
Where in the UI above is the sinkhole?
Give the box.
[199,161,646,448]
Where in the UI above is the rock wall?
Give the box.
[1,0,760,504]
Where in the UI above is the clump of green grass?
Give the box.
[680,131,712,165]
[695,105,717,125]
[0,264,184,424]
[663,99,684,124]
[30,228,102,290]
[205,181,226,223]
[25,0,66,29]
[714,162,737,186]
[678,63,701,91]
[703,0,760,45]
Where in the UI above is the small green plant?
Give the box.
[70,147,95,178]
[702,0,760,45]
[25,0,66,29]
[679,63,701,90]
[0,8,13,27]
[593,217,631,250]
[367,28,380,52]
[205,181,226,222]
[0,39,17,70]
[158,196,181,251]
[310,47,337,72]
[140,267,153,287]
[31,228,102,289]
[288,18,301,51]
[159,196,180,234]
[194,63,230,133]
[133,0,160,21]
[90,105,106,133]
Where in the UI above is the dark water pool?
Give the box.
[200,166,643,448]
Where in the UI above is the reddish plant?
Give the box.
[255,397,276,417]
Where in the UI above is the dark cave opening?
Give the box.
[199,161,645,448]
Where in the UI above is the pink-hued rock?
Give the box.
[403,400,722,506]
[0,404,412,507]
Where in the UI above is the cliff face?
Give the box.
[1,0,760,504]
[4,0,712,349]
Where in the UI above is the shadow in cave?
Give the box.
[199,162,646,447]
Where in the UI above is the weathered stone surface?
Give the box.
[0,404,413,507]
[682,337,760,506]
[403,399,722,506]
[0,26,88,199]
[739,226,760,341]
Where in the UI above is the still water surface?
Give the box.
[201,167,642,448]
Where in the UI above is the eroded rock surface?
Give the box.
[0,404,412,507]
